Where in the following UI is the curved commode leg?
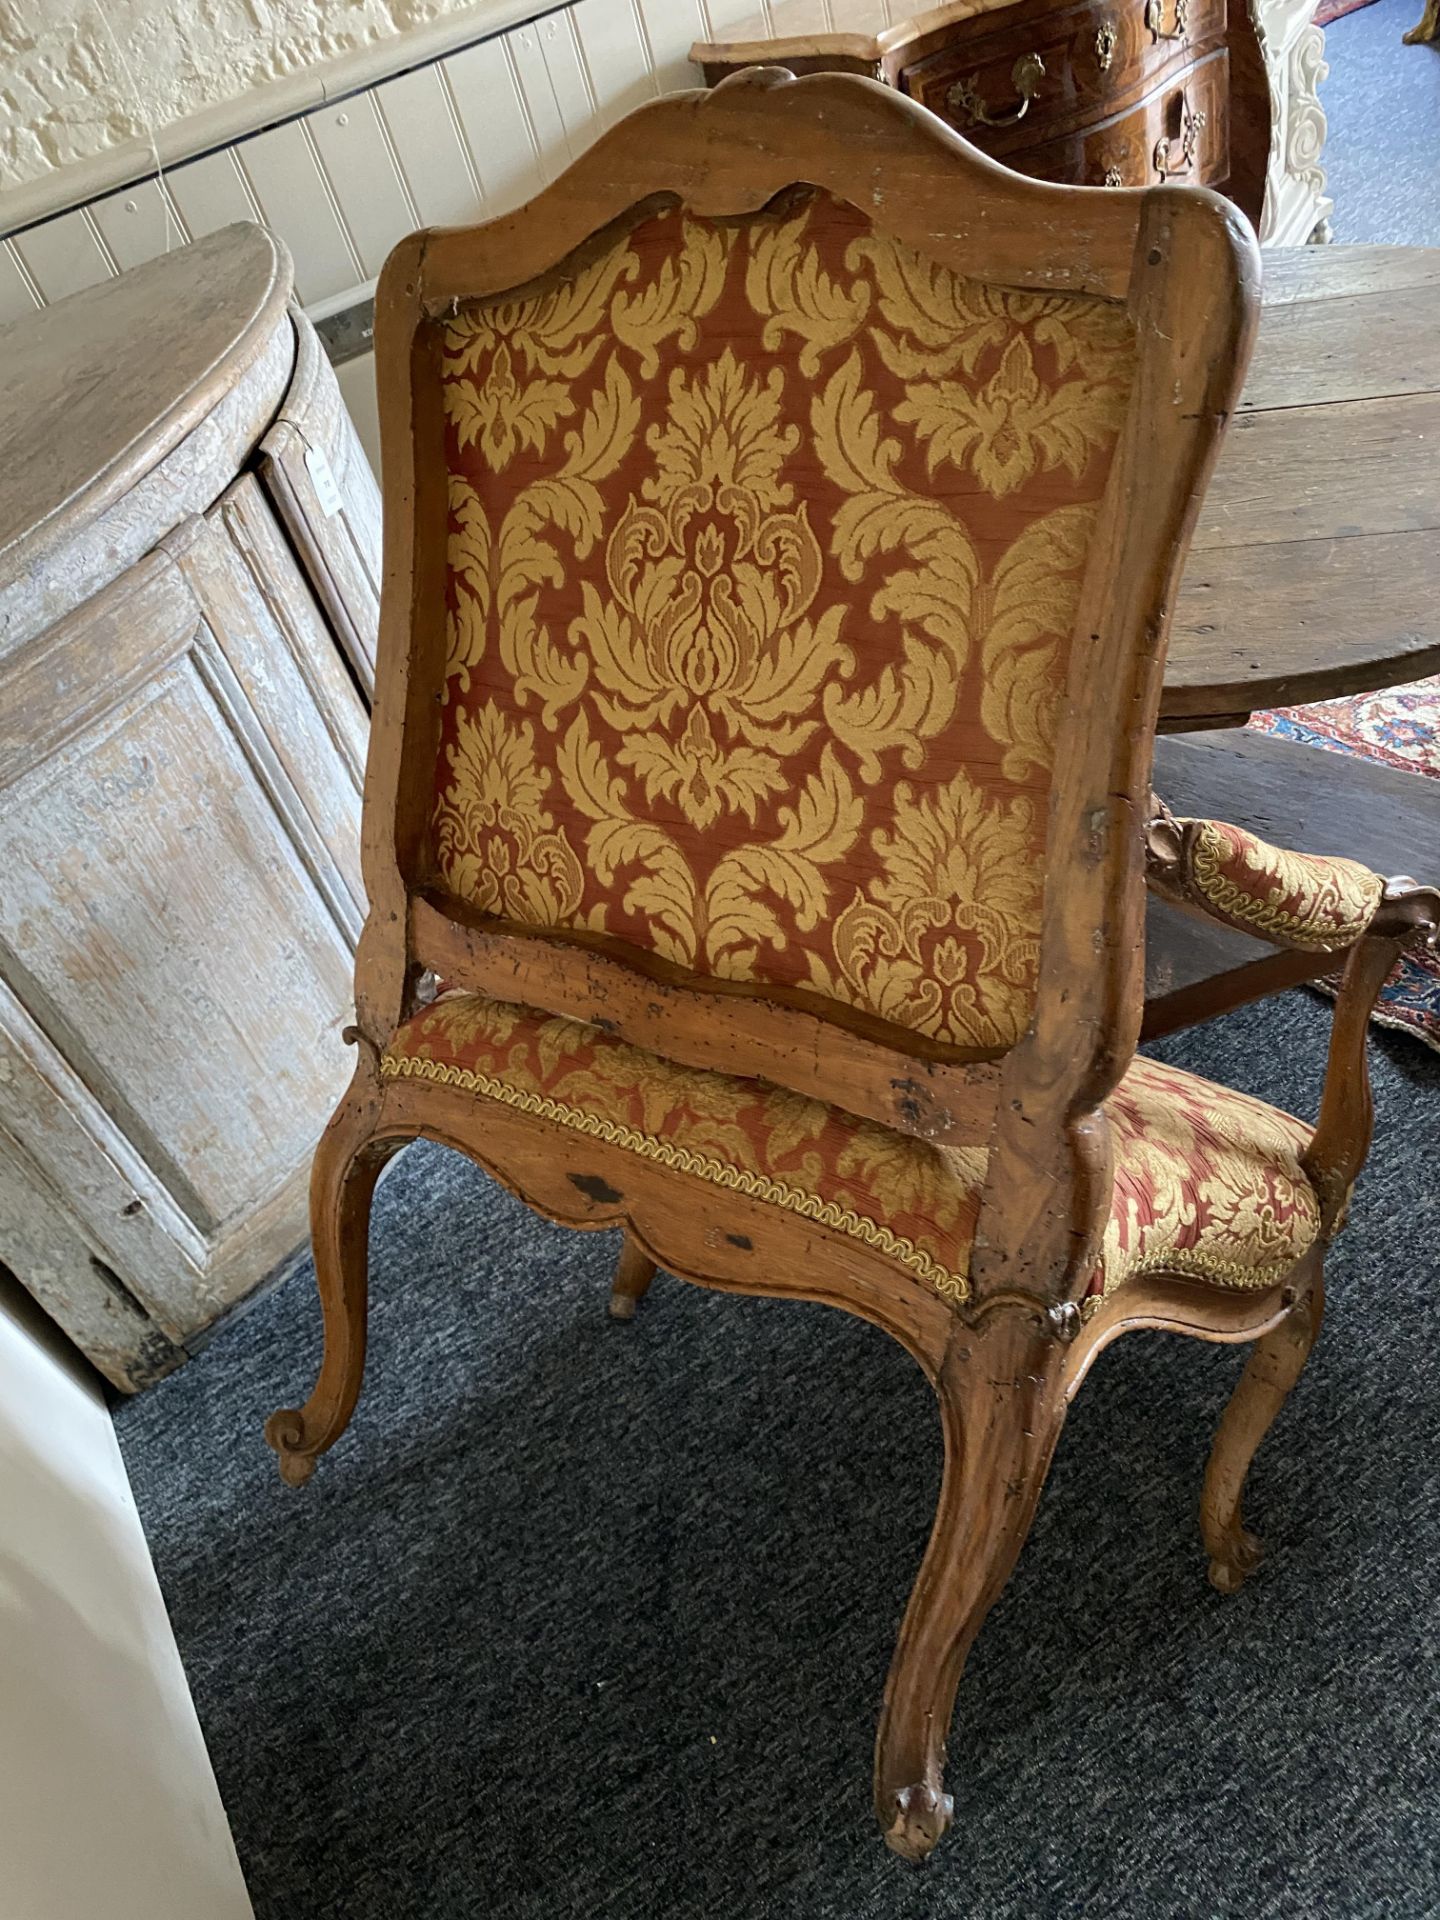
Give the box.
[265,1079,404,1486]
[608,1234,658,1321]
[874,1309,1067,1863]
[1200,1267,1325,1594]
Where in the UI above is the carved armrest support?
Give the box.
[1145,804,1390,953]
[1303,878,1440,1232]
[1146,799,1440,1234]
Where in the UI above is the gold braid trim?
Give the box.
[1188,823,1382,953]
[380,1052,971,1304]
[1097,1236,1317,1300]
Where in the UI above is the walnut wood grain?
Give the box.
[693,0,1263,205]
[900,0,1226,162]
[1015,47,1229,190]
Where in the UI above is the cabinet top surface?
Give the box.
[0,222,292,591]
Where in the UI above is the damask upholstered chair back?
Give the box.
[431,190,1134,1064]
[361,70,1259,1289]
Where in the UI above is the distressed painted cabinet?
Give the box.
[0,225,379,1390]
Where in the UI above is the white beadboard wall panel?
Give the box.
[335,353,382,479]
[445,36,546,214]
[766,0,838,31]
[236,122,362,305]
[536,12,602,151]
[699,1,774,35]
[374,66,484,229]
[572,0,658,129]
[2,0,701,319]
[307,97,418,275]
[164,151,259,239]
[89,179,187,270]
[637,0,708,89]
[11,210,112,302]
[0,243,41,324]
[506,22,575,177]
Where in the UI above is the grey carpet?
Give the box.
[1322,0,1440,245]
[116,993,1440,1919]
[114,21,1440,1916]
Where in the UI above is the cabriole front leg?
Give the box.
[265,1071,406,1486]
[1200,1259,1325,1593]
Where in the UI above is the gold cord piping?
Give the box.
[381,1051,972,1304]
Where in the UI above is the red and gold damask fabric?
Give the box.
[382,993,1321,1307]
[433,192,1136,1052]
[1177,817,1384,953]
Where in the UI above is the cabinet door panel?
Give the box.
[0,526,358,1338]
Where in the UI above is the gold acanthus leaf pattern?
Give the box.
[435,193,1135,1050]
[441,242,636,469]
[810,766,1044,1048]
[898,333,1130,499]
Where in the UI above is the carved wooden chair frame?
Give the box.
[265,72,1434,1860]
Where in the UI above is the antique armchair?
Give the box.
[265,71,1439,1860]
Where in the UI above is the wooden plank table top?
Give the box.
[1164,245,1440,730]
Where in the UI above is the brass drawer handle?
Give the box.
[1145,0,1189,38]
[947,52,1046,127]
[1096,19,1118,68]
[1153,103,1207,176]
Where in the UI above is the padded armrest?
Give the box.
[1145,807,1387,954]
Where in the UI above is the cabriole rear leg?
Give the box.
[608,1234,658,1321]
[874,1310,1067,1863]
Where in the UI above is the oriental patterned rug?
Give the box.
[1250,676,1440,1052]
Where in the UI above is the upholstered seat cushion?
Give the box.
[382,994,1321,1309]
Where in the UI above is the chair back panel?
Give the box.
[432,188,1136,1056]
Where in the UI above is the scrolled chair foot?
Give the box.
[1207,1526,1264,1595]
[883,1783,955,1864]
[264,1408,319,1488]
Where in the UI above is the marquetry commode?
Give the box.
[0,224,378,1389]
[695,0,1331,244]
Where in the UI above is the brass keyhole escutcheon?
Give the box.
[1096,19,1118,68]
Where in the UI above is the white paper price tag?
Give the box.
[305,442,343,517]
